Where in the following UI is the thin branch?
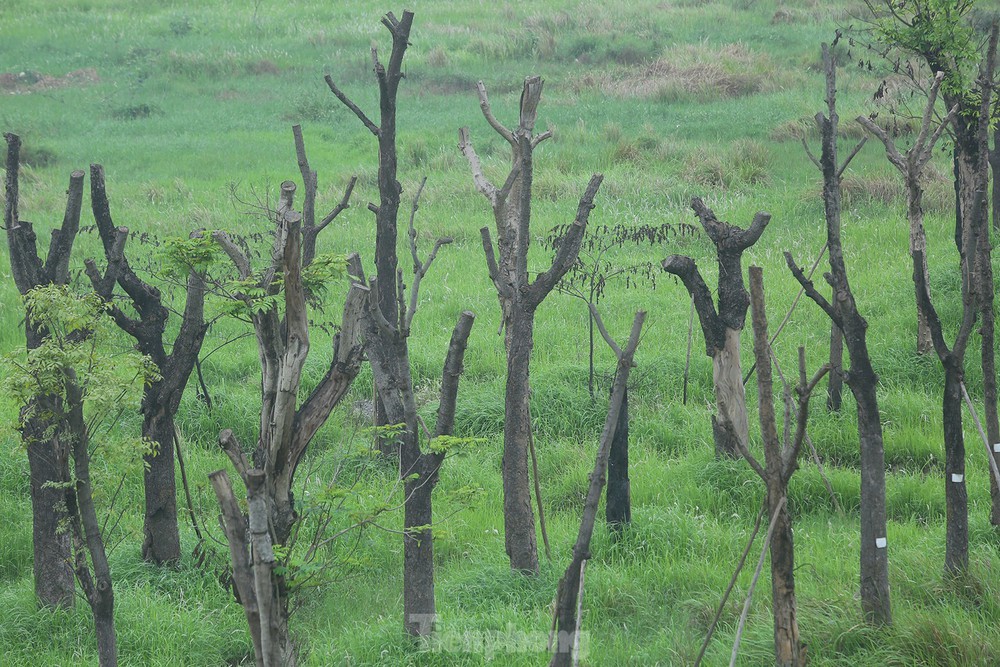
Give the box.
[729,496,787,667]
[457,127,498,205]
[837,137,868,179]
[802,136,821,170]
[587,302,622,358]
[475,81,515,145]
[325,75,379,136]
[317,176,357,232]
[785,251,841,327]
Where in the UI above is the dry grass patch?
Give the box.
[595,42,791,102]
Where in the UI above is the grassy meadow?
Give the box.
[2,0,1000,664]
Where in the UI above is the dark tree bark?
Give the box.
[85,163,210,564]
[3,132,79,608]
[460,79,604,573]
[662,199,771,458]
[329,15,476,635]
[63,370,118,667]
[786,43,891,625]
[605,385,631,531]
[550,310,645,667]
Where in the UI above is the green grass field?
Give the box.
[2,0,1000,664]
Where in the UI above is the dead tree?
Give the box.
[744,266,829,667]
[786,43,893,624]
[2,132,79,608]
[907,38,996,573]
[857,74,956,361]
[326,11,477,635]
[800,45,868,405]
[459,76,604,573]
[550,309,645,667]
[662,198,770,459]
[211,176,365,664]
[82,164,209,564]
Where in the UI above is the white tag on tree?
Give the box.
[875,537,887,549]
[951,473,964,483]
[994,443,1000,453]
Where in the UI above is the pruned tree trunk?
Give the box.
[789,43,891,625]
[460,78,604,573]
[87,163,211,564]
[3,132,79,608]
[827,325,844,411]
[663,199,771,458]
[605,385,631,531]
[550,310,645,667]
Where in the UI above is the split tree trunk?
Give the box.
[712,327,750,459]
[4,132,79,608]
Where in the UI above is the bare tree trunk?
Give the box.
[550,311,645,667]
[943,363,969,572]
[748,266,803,667]
[606,386,631,531]
[791,43,891,625]
[460,83,603,571]
[827,325,844,411]
[140,405,180,564]
[504,307,539,572]
[663,200,770,459]
[25,399,75,608]
[712,327,750,458]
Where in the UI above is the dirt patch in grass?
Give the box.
[0,68,99,94]
[591,42,791,102]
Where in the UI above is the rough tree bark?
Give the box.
[459,77,604,573]
[327,13,477,635]
[746,266,832,667]
[662,198,771,459]
[605,384,631,531]
[906,32,997,572]
[325,10,412,459]
[211,170,364,663]
[3,132,78,608]
[84,164,210,564]
[550,309,645,667]
[786,44,893,624]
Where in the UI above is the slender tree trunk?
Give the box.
[827,325,844,411]
[852,379,892,623]
[768,486,800,667]
[606,386,631,531]
[712,327,748,458]
[141,402,181,564]
[25,399,75,608]
[907,181,934,355]
[943,363,969,573]
[991,127,1000,233]
[93,603,118,667]
[504,306,539,573]
[403,456,438,635]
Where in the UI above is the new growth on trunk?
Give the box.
[211,167,364,664]
[786,43,892,624]
[460,76,604,573]
[662,198,770,459]
[3,132,79,608]
[85,163,210,565]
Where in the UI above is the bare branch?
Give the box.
[662,255,723,354]
[317,176,357,233]
[531,130,553,148]
[837,137,868,179]
[801,136,821,170]
[434,310,476,438]
[856,116,906,172]
[212,230,252,280]
[325,75,379,136]
[84,226,128,299]
[785,251,841,327]
[457,127,498,205]
[475,81,515,145]
[44,169,85,285]
[529,174,604,304]
[587,302,622,358]
[218,429,251,484]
